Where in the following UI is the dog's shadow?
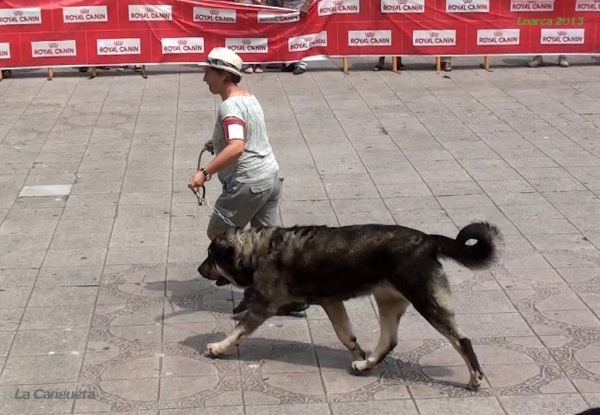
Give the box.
[144,278,470,391]
[182,334,352,370]
[180,332,464,390]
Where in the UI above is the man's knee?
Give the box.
[207,218,229,241]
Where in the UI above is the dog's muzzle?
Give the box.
[197,259,231,286]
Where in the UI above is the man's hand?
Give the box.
[188,170,206,191]
[204,140,215,155]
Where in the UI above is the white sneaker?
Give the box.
[244,66,254,74]
[558,55,569,67]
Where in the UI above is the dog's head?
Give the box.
[197,228,256,288]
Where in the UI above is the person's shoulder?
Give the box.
[218,97,242,114]
[218,95,258,121]
[220,94,254,107]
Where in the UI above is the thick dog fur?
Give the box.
[197,221,503,391]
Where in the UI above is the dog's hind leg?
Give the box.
[207,294,279,358]
[322,301,366,362]
[351,283,410,373]
[411,270,484,391]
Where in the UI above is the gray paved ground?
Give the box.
[1,55,600,415]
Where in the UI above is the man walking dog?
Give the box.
[188,47,308,316]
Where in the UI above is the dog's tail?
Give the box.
[432,221,502,270]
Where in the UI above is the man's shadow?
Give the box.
[144,277,243,322]
[144,270,307,323]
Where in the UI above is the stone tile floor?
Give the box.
[1,56,600,414]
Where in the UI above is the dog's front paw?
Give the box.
[467,369,484,391]
[206,342,225,358]
[350,359,373,373]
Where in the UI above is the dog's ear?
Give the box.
[214,237,237,267]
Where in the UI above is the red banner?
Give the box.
[0,0,599,69]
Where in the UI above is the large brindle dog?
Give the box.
[197,221,502,391]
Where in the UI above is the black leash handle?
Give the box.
[191,144,214,206]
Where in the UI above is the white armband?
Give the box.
[227,124,245,141]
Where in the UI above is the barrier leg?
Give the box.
[47,68,53,81]
[435,56,441,73]
[342,57,349,74]
[141,65,148,79]
[90,67,98,79]
[480,56,493,72]
[392,56,398,73]
[0,70,3,82]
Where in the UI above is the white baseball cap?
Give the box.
[199,47,244,78]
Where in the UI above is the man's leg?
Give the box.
[206,180,270,314]
[208,178,294,315]
[206,180,265,239]
[250,175,310,316]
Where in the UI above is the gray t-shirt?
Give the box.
[212,95,279,185]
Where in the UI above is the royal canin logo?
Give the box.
[510,0,554,12]
[63,6,108,23]
[0,42,10,59]
[161,37,204,54]
[225,38,269,53]
[288,31,328,52]
[97,38,141,55]
[476,29,520,45]
[576,0,600,11]
[129,5,172,21]
[540,28,585,44]
[318,0,360,16]
[348,30,392,46]
[193,6,236,23]
[381,0,425,13]
[0,8,42,25]
[257,11,299,23]
[446,0,489,12]
[31,40,77,57]
[413,29,457,46]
